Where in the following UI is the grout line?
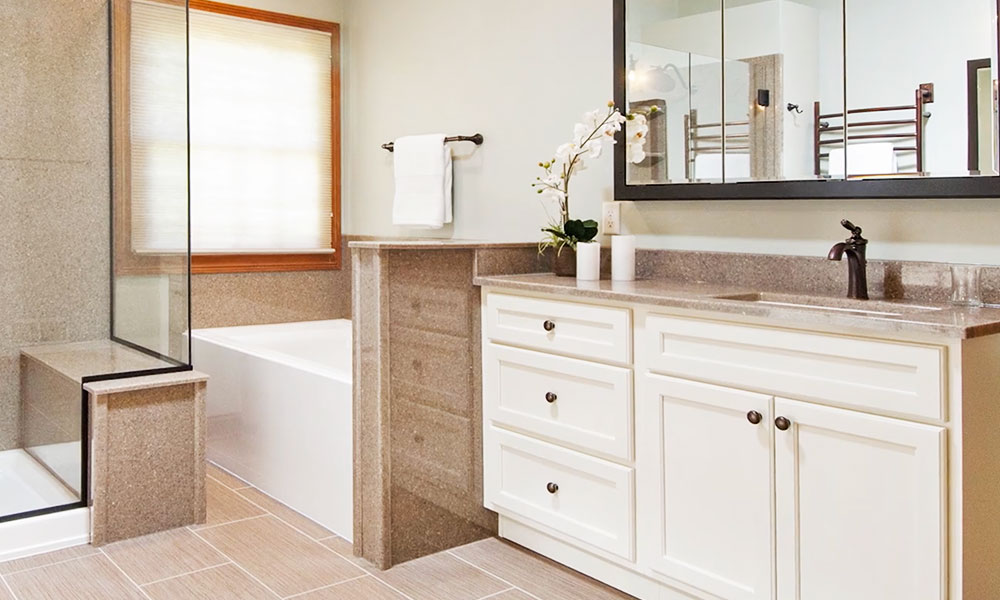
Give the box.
[1,574,21,600]
[445,551,545,600]
[229,486,335,541]
[99,549,154,600]
[191,513,268,531]
[228,495,363,576]
[363,574,418,600]
[206,463,253,490]
[188,527,284,599]
[201,481,366,589]
[139,561,235,587]
[477,587,516,600]
[0,552,96,577]
[281,573,369,599]
[207,472,252,492]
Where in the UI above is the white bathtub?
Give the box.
[191,320,353,540]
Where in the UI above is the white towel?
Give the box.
[828,143,897,177]
[693,153,751,180]
[392,134,453,228]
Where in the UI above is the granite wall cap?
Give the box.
[84,370,209,395]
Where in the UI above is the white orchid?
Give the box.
[531,102,647,234]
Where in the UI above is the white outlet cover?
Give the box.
[602,202,621,234]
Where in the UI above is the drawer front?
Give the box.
[485,428,634,560]
[485,344,632,460]
[642,315,945,421]
[484,293,631,363]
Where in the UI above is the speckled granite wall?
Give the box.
[191,237,354,329]
[351,242,547,569]
[0,1,110,450]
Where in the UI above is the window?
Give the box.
[115,0,341,273]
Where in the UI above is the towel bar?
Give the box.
[382,133,484,152]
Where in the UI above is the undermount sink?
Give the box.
[712,292,944,317]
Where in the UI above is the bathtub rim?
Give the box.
[189,319,352,383]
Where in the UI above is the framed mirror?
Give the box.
[614,0,1000,200]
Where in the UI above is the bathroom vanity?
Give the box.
[478,274,1000,600]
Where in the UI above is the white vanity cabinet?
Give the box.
[481,289,1000,600]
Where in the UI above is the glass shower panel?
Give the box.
[1,0,190,524]
[112,0,191,365]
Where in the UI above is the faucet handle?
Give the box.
[840,219,865,242]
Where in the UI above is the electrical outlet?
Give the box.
[602,202,621,234]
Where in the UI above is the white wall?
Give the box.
[340,0,1000,265]
[231,0,344,21]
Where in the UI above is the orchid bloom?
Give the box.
[532,103,645,225]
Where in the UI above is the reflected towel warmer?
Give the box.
[814,84,933,177]
[684,109,750,180]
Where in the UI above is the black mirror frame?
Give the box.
[612,0,1000,201]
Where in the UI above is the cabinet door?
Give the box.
[638,374,773,600]
[774,398,945,600]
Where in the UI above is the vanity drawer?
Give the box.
[485,428,634,560]
[642,315,946,421]
[485,344,632,460]
[484,293,631,363]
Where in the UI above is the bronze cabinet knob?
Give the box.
[545,392,558,403]
[543,320,556,332]
[746,410,762,425]
[775,416,791,431]
[546,482,559,494]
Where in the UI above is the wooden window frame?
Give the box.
[111,0,342,275]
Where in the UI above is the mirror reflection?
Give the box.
[625,0,998,185]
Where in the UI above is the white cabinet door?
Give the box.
[638,374,774,600]
[774,398,945,600]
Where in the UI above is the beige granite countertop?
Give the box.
[349,239,535,250]
[474,273,1000,339]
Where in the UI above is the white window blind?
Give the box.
[130,1,334,254]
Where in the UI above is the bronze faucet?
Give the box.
[828,219,869,300]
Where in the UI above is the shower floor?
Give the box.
[0,449,77,518]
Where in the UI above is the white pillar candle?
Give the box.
[611,235,636,281]
[575,242,601,281]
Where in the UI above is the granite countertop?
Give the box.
[474,273,1000,339]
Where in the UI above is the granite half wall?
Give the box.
[351,241,549,569]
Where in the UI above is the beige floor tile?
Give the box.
[450,538,636,600]
[101,527,228,585]
[320,536,377,571]
[142,563,278,600]
[236,487,334,539]
[0,544,99,575]
[5,554,146,600]
[0,582,14,600]
[194,477,266,528]
[207,463,250,490]
[195,515,365,597]
[294,575,409,600]
[373,551,508,600]
[485,590,535,600]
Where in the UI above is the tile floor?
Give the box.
[0,464,635,600]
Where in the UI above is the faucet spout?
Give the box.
[827,242,846,261]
